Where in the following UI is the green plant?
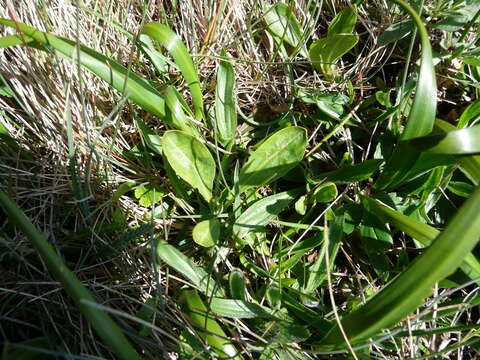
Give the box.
[1,0,480,358]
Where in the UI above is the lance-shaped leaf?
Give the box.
[233,188,303,240]
[156,240,223,297]
[374,0,437,190]
[238,126,307,192]
[435,119,480,184]
[264,3,308,57]
[0,19,167,121]
[409,123,480,155]
[363,196,480,282]
[165,86,200,136]
[141,22,204,120]
[317,187,480,350]
[162,131,215,202]
[215,54,237,147]
[309,34,358,74]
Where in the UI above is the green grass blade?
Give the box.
[317,187,480,349]
[0,190,142,360]
[0,34,34,47]
[141,22,204,120]
[373,0,437,190]
[215,53,237,147]
[0,19,167,121]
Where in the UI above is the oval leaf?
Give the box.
[264,3,308,57]
[238,126,307,192]
[328,6,357,36]
[162,131,215,202]
[192,218,221,247]
[233,188,302,240]
[309,34,359,73]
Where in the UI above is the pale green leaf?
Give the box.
[162,131,215,202]
[238,126,307,192]
[192,218,221,247]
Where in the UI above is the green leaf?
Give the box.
[233,188,303,240]
[178,290,242,359]
[328,6,357,36]
[312,182,338,203]
[229,268,246,300]
[0,19,167,122]
[210,298,277,319]
[318,187,480,349]
[134,185,165,207]
[313,159,383,183]
[165,86,199,136]
[448,181,475,198]
[238,126,307,192]
[434,119,480,184]
[264,3,308,57]
[162,131,216,202]
[309,34,359,74]
[295,195,307,215]
[458,99,480,128]
[409,124,480,155]
[192,218,221,247]
[363,195,480,288]
[141,22,204,120]
[378,20,413,46]
[136,119,163,155]
[156,240,223,297]
[373,0,437,190]
[304,215,344,293]
[215,54,237,147]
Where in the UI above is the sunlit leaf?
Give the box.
[192,218,221,247]
[318,187,480,349]
[141,22,204,120]
[238,126,307,192]
[156,240,223,297]
[233,188,302,240]
[179,290,241,359]
[264,3,308,57]
[162,131,216,202]
[215,53,237,147]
